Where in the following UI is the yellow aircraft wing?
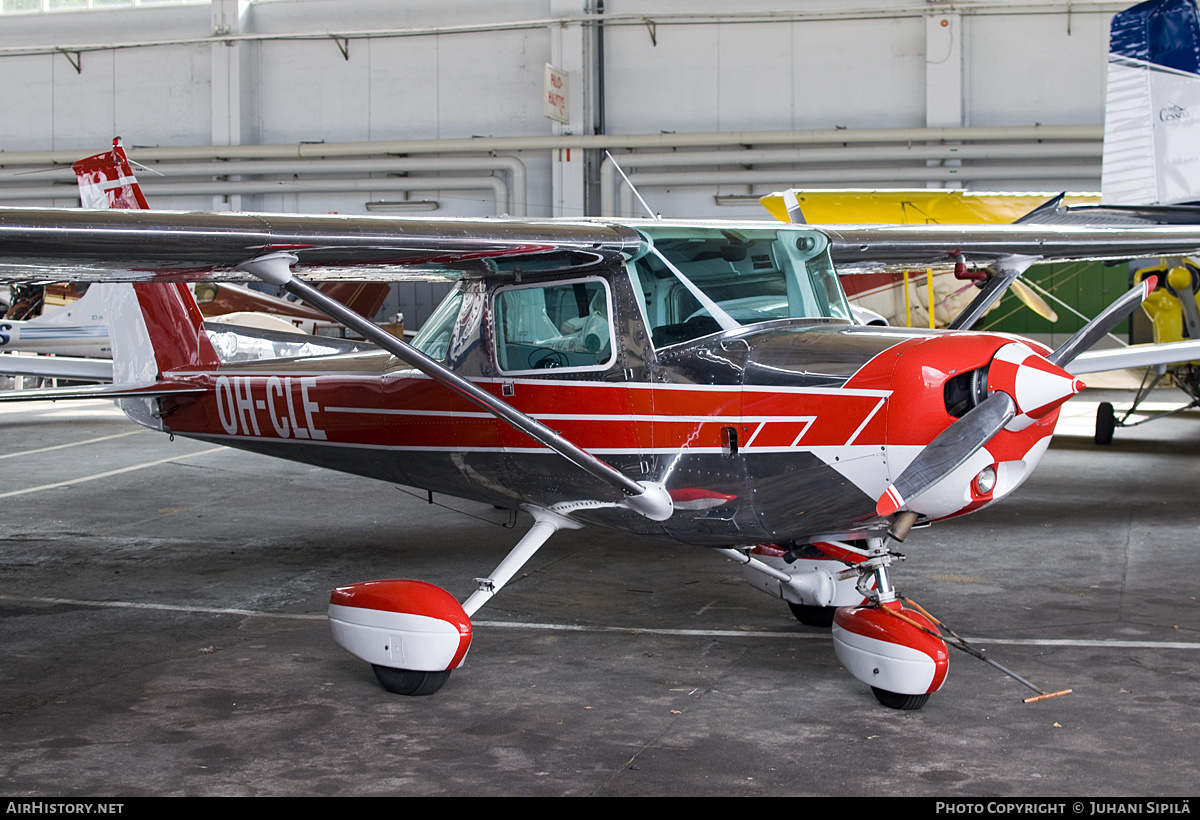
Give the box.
[760,189,1100,225]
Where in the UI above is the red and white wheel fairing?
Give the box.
[328,579,472,673]
[832,602,949,696]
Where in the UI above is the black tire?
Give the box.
[371,665,451,696]
[871,686,930,710]
[1095,402,1116,445]
[787,602,837,628]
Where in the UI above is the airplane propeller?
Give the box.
[1010,279,1059,323]
[877,276,1158,522]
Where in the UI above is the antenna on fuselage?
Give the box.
[605,150,660,220]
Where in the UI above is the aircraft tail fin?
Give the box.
[314,282,391,320]
[105,283,220,385]
[1103,0,1200,205]
[72,138,150,210]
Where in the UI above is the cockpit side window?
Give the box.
[492,277,616,374]
[411,288,465,361]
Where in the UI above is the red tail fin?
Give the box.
[315,282,390,318]
[130,283,221,374]
[72,138,149,210]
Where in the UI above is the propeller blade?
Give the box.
[877,391,1016,517]
[1010,279,1058,323]
[1047,275,1158,368]
[947,267,1021,330]
[879,274,1153,518]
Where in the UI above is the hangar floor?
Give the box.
[0,390,1196,797]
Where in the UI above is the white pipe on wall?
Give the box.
[0,176,510,213]
[0,125,1103,218]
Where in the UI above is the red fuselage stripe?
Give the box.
[160,371,903,452]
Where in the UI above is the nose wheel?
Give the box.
[830,537,950,709]
[833,600,950,709]
[871,688,930,711]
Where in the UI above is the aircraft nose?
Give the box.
[986,342,1084,431]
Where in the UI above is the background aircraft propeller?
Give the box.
[1010,279,1059,323]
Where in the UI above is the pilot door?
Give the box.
[487,272,647,511]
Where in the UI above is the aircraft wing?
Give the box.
[1,209,1200,283]
[760,189,1100,226]
[822,224,1200,275]
[0,324,367,386]
[1066,339,1200,375]
[0,380,205,403]
[0,209,642,282]
[0,352,113,382]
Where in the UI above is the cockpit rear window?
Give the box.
[411,289,465,361]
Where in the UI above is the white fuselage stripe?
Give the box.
[189,430,842,455]
[168,367,893,400]
[324,406,823,425]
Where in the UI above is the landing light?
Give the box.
[974,466,997,496]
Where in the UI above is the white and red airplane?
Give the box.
[2,206,1200,709]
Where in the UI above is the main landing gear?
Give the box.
[329,510,948,709]
[327,506,580,695]
[1094,366,1200,444]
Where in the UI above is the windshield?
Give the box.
[628,225,851,348]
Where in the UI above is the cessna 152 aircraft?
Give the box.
[3,202,1200,709]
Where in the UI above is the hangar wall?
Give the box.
[0,0,1131,323]
[0,1,1125,211]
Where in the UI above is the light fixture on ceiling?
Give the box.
[365,199,440,212]
[713,194,767,207]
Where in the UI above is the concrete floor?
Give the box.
[0,390,1197,797]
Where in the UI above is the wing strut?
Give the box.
[237,252,673,522]
[947,254,1041,330]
